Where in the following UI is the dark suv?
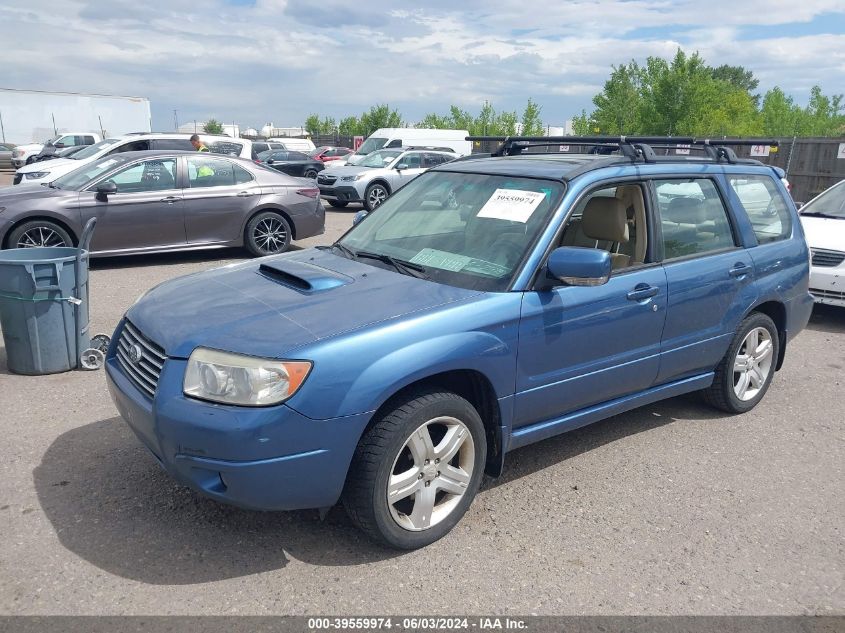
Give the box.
[107,136,812,549]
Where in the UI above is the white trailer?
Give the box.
[0,88,151,145]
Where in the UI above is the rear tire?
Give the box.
[328,200,348,208]
[703,312,779,413]
[244,211,291,257]
[8,220,73,249]
[342,388,486,550]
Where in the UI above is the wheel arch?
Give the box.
[746,300,787,370]
[366,178,392,194]
[4,215,79,249]
[360,369,505,478]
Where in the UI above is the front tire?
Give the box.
[304,169,318,179]
[8,220,73,249]
[342,389,486,549]
[364,182,389,212]
[703,312,779,413]
[244,211,291,257]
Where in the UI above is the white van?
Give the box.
[346,128,470,165]
[268,137,316,152]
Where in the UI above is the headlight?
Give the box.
[340,174,365,181]
[184,347,311,406]
[24,171,50,179]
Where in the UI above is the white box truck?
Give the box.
[345,128,471,165]
[0,88,151,148]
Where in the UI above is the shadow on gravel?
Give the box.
[491,393,724,488]
[805,303,845,335]
[33,417,399,585]
[88,248,255,271]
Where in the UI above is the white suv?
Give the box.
[11,132,100,168]
[13,133,207,185]
[317,148,456,211]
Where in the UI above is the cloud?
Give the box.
[1,0,843,133]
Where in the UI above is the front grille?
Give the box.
[317,174,337,185]
[116,320,166,398]
[13,174,22,185]
[811,288,845,301]
[811,248,845,268]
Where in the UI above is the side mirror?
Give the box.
[545,247,611,287]
[353,210,369,225]
[395,164,408,171]
[96,181,118,199]
[54,142,65,149]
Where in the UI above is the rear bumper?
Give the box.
[105,342,370,511]
[810,265,845,307]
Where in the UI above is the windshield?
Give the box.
[339,171,564,291]
[70,138,121,160]
[360,149,402,168]
[355,137,387,156]
[802,181,845,218]
[51,156,127,190]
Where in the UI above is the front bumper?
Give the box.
[810,264,845,307]
[105,328,370,511]
[318,184,364,203]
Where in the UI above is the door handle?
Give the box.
[626,285,659,301]
[236,191,255,197]
[729,263,750,278]
[159,196,179,204]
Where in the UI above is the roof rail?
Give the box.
[466,135,778,165]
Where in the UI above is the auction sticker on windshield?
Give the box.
[477,189,545,223]
[410,248,472,272]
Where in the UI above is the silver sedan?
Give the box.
[0,150,324,257]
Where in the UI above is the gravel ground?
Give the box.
[0,169,843,616]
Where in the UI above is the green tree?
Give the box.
[203,119,224,134]
[711,64,760,104]
[760,87,803,136]
[416,113,453,129]
[590,63,642,134]
[358,104,403,136]
[304,113,322,136]
[338,116,361,136]
[571,109,594,135]
[520,98,545,135]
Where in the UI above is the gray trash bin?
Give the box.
[0,218,97,375]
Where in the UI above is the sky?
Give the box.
[1,0,844,132]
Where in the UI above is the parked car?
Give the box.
[257,149,325,179]
[318,148,457,210]
[33,144,87,162]
[798,179,845,307]
[310,146,353,163]
[11,132,100,168]
[0,143,14,168]
[13,134,209,185]
[0,150,324,257]
[268,137,316,152]
[105,137,812,549]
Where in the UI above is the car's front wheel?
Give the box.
[343,389,486,549]
[8,220,73,249]
[364,183,389,212]
[304,168,318,179]
[244,211,291,257]
[703,312,779,413]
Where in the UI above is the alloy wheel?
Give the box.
[387,416,475,531]
[732,326,774,401]
[368,185,388,208]
[252,217,288,253]
[16,226,69,248]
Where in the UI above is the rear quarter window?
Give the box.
[727,175,791,244]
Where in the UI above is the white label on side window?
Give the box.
[477,188,545,223]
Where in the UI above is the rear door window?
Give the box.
[153,139,194,151]
[187,156,238,188]
[726,175,791,244]
[654,179,737,259]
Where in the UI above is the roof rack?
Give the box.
[466,135,779,165]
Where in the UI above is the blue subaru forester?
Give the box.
[106,137,813,549]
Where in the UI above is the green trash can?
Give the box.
[0,219,99,375]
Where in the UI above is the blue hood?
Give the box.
[127,248,481,359]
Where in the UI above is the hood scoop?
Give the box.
[258,259,354,293]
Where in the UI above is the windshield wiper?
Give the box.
[801,211,842,219]
[355,250,429,279]
[330,242,358,260]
